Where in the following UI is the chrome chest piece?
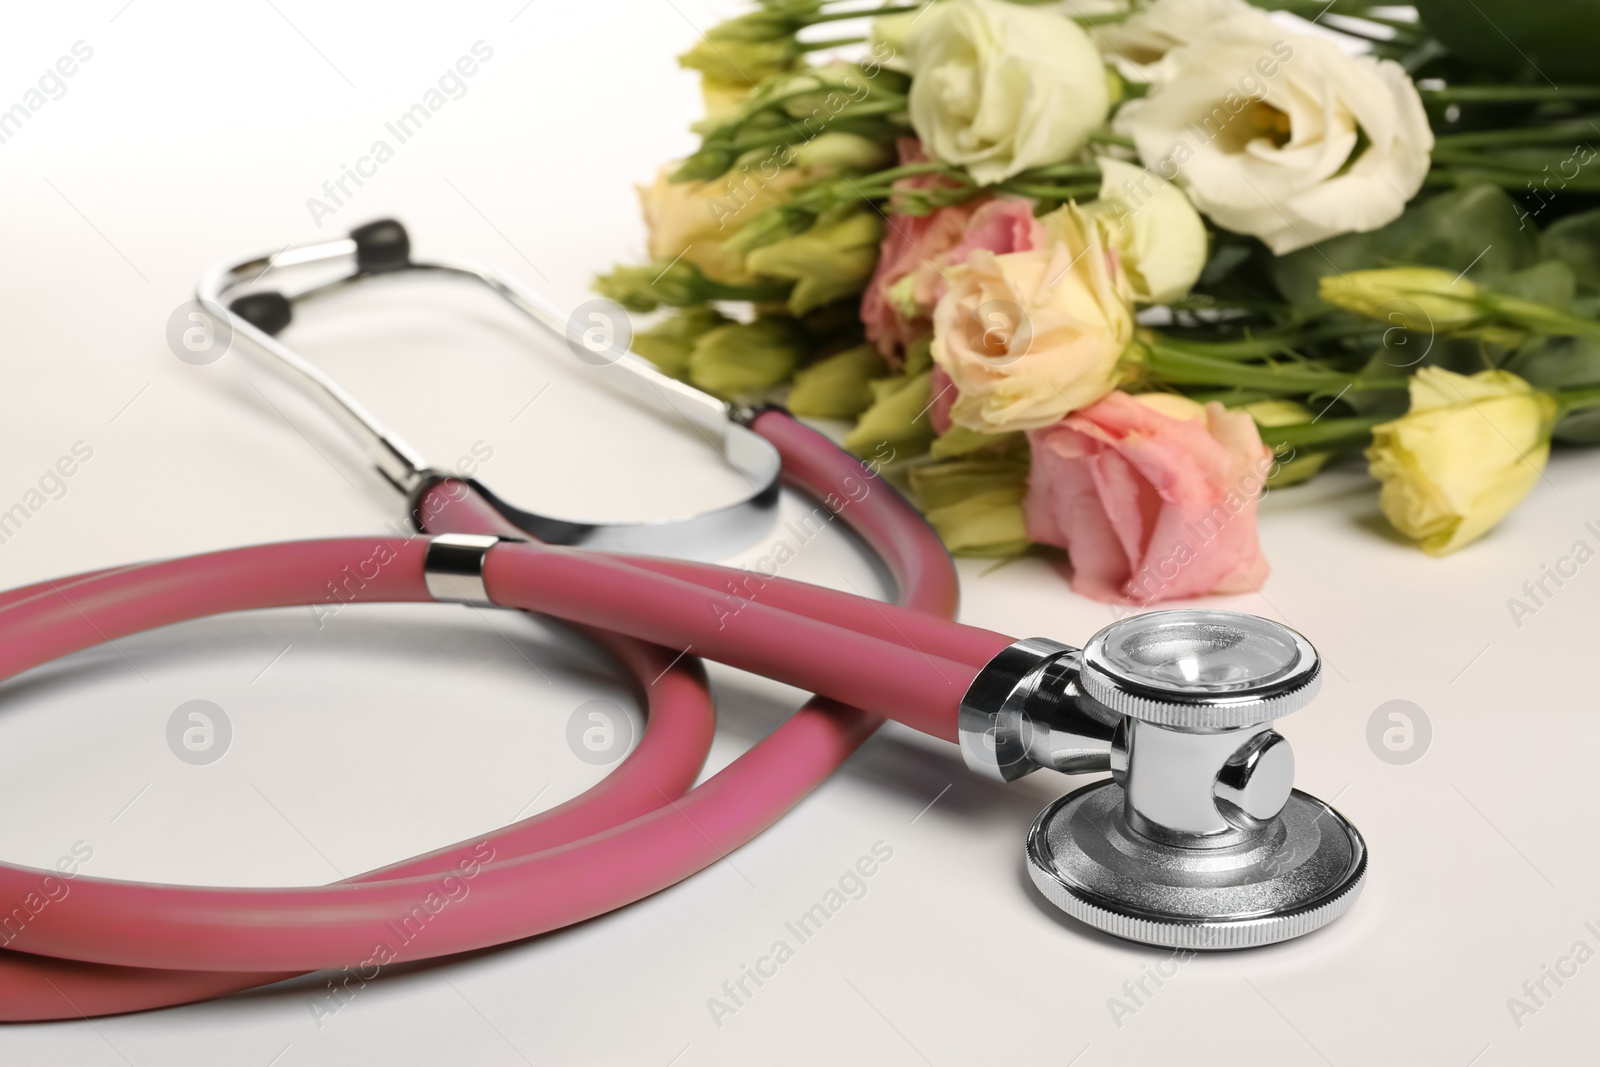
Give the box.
[960,610,1366,949]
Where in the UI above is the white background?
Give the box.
[0,2,1597,1064]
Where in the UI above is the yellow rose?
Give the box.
[1367,368,1557,556]
[637,163,806,287]
[931,206,1133,433]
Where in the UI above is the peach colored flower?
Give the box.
[932,206,1132,434]
[862,142,1043,363]
[1024,391,1272,603]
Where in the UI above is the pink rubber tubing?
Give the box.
[0,411,1006,1020]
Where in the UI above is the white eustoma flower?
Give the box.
[906,0,1110,185]
[1078,157,1208,303]
[1113,6,1433,254]
[1089,0,1255,72]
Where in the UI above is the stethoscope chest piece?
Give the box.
[1026,783,1366,950]
[963,610,1366,949]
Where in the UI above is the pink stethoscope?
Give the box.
[0,222,1363,1021]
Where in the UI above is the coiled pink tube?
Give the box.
[0,412,998,1019]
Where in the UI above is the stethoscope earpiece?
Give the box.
[962,610,1365,948]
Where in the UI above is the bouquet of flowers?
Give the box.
[597,0,1600,604]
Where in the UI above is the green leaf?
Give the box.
[1271,184,1538,308]
[1542,209,1600,295]
[1497,261,1578,311]
[1506,334,1600,442]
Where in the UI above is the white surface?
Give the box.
[0,2,1597,1064]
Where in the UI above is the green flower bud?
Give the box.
[595,261,712,313]
[1243,399,1333,488]
[745,208,883,315]
[689,317,807,399]
[842,371,936,459]
[679,35,800,84]
[787,344,888,419]
[788,132,894,173]
[1319,267,1482,331]
[631,307,733,380]
[595,260,789,314]
[910,454,1032,558]
[929,424,1023,459]
[910,457,1028,509]
[924,488,1030,559]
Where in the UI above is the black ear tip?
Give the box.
[229,291,293,336]
[350,218,410,273]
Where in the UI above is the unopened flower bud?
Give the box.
[1319,267,1482,332]
[1244,399,1333,488]
[911,457,1030,558]
[689,316,807,399]
[746,208,883,315]
[631,307,733,380]
[842,371,936,458]
[787,344,888,419]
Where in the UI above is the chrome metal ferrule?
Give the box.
[424,533,505,607]
[957,639,1118,784]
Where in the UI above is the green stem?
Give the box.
[809,4,922,24]
[1014,163,1104,180]
[1144,344,1406,394]
[1422,85,1600,103]
[1158,323,1384,360]
[1556,387,1600,416]
[1433,117,1600,149]
[1088,130,1135,149]
[1492,296,1600,342]
[797,35,866,51]
[1257,415,1387,451]
[1424,166,1600,194]
[992,181,1100,200]
[703,279,795,303]
[1184,389,1280,406]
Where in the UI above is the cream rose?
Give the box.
[932,206,1133,433]
[1113,7,1433,254]
[906,0,1110,185]
[1090,0,1254,72]
[1074,157,1207,304]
